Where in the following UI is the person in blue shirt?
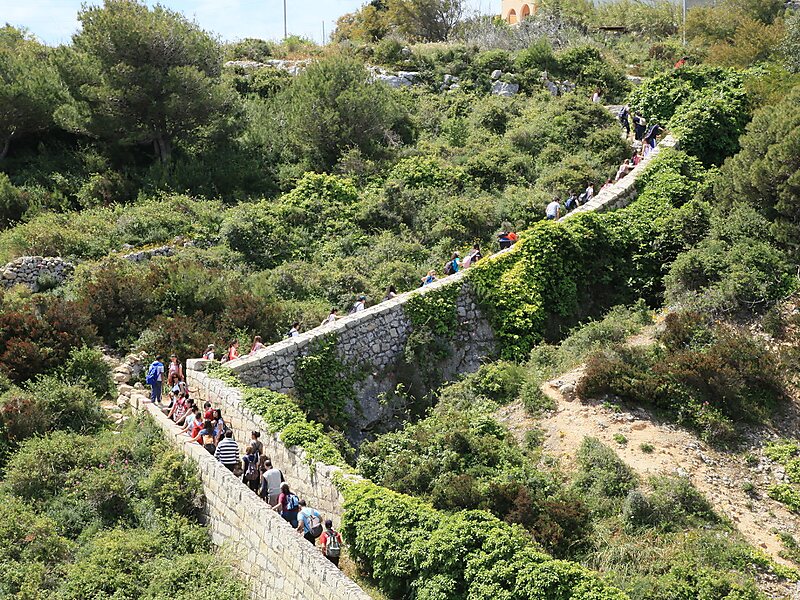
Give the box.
[146,355,164,404]
[297,499,323,544]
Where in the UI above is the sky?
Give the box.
[0,0,497,46]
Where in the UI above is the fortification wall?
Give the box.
[118,381,370,600]
[186,364,354,521]
[226,279,495,441]
[209,136,677,441]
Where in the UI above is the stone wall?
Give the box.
[209,135,677,443]
[115,369,370,600]
[186,364,354,521]
[0,256,74,290]
[224,278,495,442]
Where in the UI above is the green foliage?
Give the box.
[61,345,114,398]
[0,376,105,459]
[468,149,704,358]
[665,202,795,314]
[0,292,98,383]
[0,412,237,598]
[279,54,411,170]
[294,334,359,430]
[340,479,628,600]
[715,85,800,254]
[65,0,239,164]
[577,311,786,444]
[628,66,751,164]
[207,365,349,468]
[622,476,718,531]
[573,437,638,503]
[768,484,800,513]
[0,26,67,161]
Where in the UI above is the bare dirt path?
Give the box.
[496,365,800,571]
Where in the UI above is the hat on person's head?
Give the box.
[207,344,215,348]
[156,355,163,360]
[359,295,366,300]
[325,519,333,528]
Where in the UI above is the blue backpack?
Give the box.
[285,493,300,511]
[145,362,161,385]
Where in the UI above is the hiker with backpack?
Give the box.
[463,244,482,269]
[443,252,460,276]
[297,499,323,544]
[421,270,437,287]
[288,322,300,338]
[191,419,217,454]
[274,482,301,528]
[319,520,343,567]
[618,105,630,137]
[145,355,165,404]
[242,445,261,492]
[350,296,366,314]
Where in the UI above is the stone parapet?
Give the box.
[122,385,370,600]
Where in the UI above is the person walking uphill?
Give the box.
[319,520,343,567]
[274,482,301,528]
[297,499,323,544]
[145,355,165,404]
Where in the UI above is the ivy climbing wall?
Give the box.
[189,135,677,444]
[221,279,495,443]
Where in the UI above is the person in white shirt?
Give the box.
[351,296,366,313]
[545,198,561,221]
[321,309,337,326]
[288,322,300,337]
[585,184,595,201]
[260,459,284,505]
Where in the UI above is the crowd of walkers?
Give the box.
[544,107,664,221]
[144,362,345,566]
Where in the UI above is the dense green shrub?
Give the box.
[0,376,105,456]
[622,476,718,531]
[573,437,638,502]
[340,480,628,600]
[715,85,800,253]
[465,148,706,357]
[577,312,786,444]
[61,345,114,398]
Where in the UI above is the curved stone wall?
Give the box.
[117,376,370,600]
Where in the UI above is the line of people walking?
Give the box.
[145,374,346,567]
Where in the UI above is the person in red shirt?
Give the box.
[319,519,343,567]
[674,56,689,69]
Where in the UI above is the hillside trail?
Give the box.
[495,329,800,577]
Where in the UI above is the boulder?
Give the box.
[491,81,519,97]
[491,69,503,80]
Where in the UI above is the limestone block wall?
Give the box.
[0,256,74,290]
[562,135,679,221]
[119,383,370,600]
[186,364,354,521]
[225,279,496,441]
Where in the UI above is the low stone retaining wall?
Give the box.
[114,362,370,600]
[0,256,74,290]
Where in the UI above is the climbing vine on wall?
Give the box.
[400,284,461,396]
[467,149,708,359]
[294,334,360,432]
[206,362,348,467]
